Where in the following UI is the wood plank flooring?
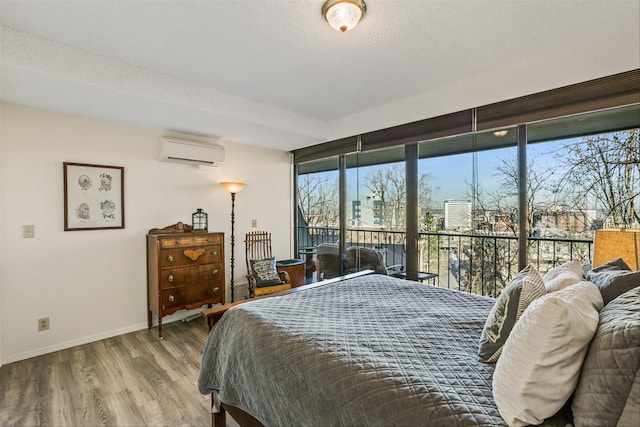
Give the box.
[0,319,239,427]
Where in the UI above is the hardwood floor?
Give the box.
[0,319,238,427]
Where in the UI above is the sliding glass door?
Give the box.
[294,103,639,291]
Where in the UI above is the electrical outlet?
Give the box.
[38,317,50,331]
[251,219,257,228]
[23,225,35,238]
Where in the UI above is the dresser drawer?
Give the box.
[160,234,222,248]
[161,283,223,314]
[148,231,225,339]
[160,263,223,288]
[160,245,222,267]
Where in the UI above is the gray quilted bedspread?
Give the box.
[198,274,571,426]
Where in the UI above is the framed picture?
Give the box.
[64,162,125,231]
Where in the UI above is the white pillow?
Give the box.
[492,281,603,427]
[543,260,584,293]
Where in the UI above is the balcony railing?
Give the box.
[298,226,593,297]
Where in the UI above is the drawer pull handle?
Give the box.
[168,295,175,303]
[213,287,220,293]
[212,251,218,256]
[168,275,174,282]
[167,255,174,262]
[212,269,219,275]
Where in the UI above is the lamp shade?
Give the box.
[220,182,246,194]
[593,228,640,271]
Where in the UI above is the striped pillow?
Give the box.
[478,264,546,362]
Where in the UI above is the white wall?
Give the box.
[0,103,4,366]
[0,102,293,364]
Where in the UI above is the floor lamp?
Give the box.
[220,181,246,302]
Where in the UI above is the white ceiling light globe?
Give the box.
[323,0,366,32]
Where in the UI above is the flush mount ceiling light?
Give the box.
[322,0,366,32]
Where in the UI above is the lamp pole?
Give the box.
[229,191,237,302]
[220,182,246,303]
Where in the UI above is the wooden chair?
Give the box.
[245,231,291,298]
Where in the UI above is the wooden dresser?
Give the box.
[147,232,225,338]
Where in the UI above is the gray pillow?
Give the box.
[572,286,640,427]
[250,257,283,287]
[478,264,546,363]
[587,258,640,305]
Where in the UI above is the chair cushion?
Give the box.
[478,264,546,363]
[250,257,284,287]
[254,283,291,296]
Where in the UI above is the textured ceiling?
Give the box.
[1,0,639,151]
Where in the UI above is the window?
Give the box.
[344,149,406,271]
[293,80,639,292]
[418,129,518,295]
[297,159,339,250]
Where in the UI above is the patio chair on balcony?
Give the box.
[316,242,341,280]
[316,244,404,280]
[344,246,437,283]
[345,246,405,276]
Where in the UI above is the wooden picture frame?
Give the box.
[64,162,125,231]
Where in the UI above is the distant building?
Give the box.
[352,200,361,221]
[349,196,384,228]
[533,209,592,234]
[372,199,383,226]
[444,200,472,231]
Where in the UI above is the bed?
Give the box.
[200,272,557,426]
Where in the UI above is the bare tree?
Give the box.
[362,164,439,272]
[493,152,557,236]
[462,151,559,296]
[365,164,406,231]
[364,164,436,232]
[418,173,438,232]
[554,130,640,228]
[463,181,519,296]
[297,173,339,244]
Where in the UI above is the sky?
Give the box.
[348,139,571,209]
[304,136,600,212]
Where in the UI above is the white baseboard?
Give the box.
[2,322,148,365]
[2,309,207,365]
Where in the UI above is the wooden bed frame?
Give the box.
[201,270,374,427]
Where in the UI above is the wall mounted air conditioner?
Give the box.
[159,136,225,167]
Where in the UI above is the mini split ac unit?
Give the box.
[159,136,225,167]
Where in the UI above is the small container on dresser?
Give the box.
[147,231,225,338]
